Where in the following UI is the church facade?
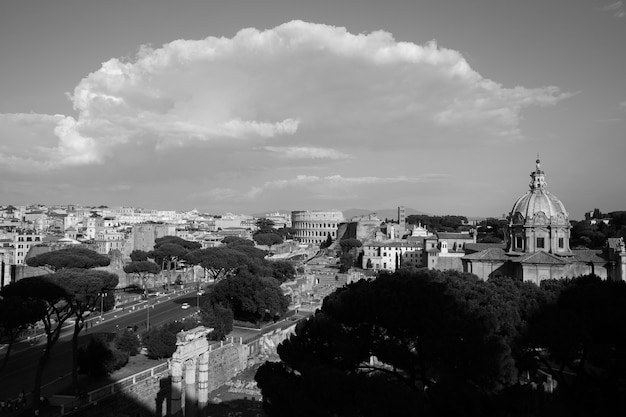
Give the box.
[462,159,626,284]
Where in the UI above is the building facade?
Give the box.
[462,159,625,283]
[291,210,344,245]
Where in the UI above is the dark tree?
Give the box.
[269,260,296,283]
[25,246,110,271]
[123,260,161,296]
[276,227,296,240]
[154,235,202,251]
[185,247,250,282]
[320,233,333,249]
[338,253,355,273]
[51,268,119,392]
[200,302,234,341]
[149,236,201,286]
[129,249,150,262]
[256,218,276,233]
[142,320,196,359]
[256,269,522,417]
[222,236,255,247]
[526,275,626,415]
[0,295,46,372]
[1,277,72,411]
[114,329,141,356]
[253,233,284,250]
[78,334,128,377]
[339,238,362,253]
[209,271,290,326]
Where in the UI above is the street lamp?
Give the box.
[146,298,151,330]
[99,292,108,320]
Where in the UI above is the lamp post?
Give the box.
[99,291,108,320]
[146,298,150,330]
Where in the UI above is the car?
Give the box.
[181,303,190,310]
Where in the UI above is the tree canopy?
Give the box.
[222,236,255,247]
[256,269,626,416]
[153,235,202,251]
[338,238,362,253]
[25,246,110,271]
[1,277,74,409]
[209,271,290,326]
[51,268,119,391]
[185,247,250,282]
[253,232,284,248]
[0,294,46,371]
[405,214,469,232]
[255,269,556,417]
[123,260,161,294]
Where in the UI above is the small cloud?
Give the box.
[201,173,452,203]
[600,2,625,18]
[263,146,352,160]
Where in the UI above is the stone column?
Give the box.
[185,358,197,417]
[197,352,209,416]
[619,249,626,282]
[171,360,183,417]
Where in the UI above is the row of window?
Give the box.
[515,236,565,249]
[17,236,42,242]
[295,231,336,238]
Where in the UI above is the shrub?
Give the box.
[115,329,141,356]
[78,334,129,377]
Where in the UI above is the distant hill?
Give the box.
[343,207,428,221]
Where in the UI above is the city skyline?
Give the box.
[1,0,625,219]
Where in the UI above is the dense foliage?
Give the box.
[141,320,197,359]
[405,215,469,232]
[476,217,507,243]
[78,334,129,377]
[114,329,141,356]
[25,246,110,271]
[200,302,234,341]
[123,260,161,294]
[569,210,626,249]
[256,270,626,417]
[208,271,290,326]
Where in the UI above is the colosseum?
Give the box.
[291,210,344,245]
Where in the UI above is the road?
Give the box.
[0,289,205,401]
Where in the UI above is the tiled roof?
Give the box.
[437,232,474,239]
[465,243,506,254]
[462,248,509,261]
[517,251,568,265]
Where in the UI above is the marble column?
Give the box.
[171,360,183,416]
[197,352,209,417]
[185,358,197,417]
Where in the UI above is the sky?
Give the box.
[0,0,625,219]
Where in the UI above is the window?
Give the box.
[536,237,545,248]
[558,238,564,249]
[516,236,523,249]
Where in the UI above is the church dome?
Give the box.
[506,159,571,255]
[509,159,569,226]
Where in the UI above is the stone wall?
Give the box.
[204,343,248,393]
[67,323,297,416]
[434,256,463,272]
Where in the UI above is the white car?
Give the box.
[181,303,190,310]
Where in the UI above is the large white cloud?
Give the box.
[0,20,572,210]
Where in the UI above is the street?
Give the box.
[0,289,201,401]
